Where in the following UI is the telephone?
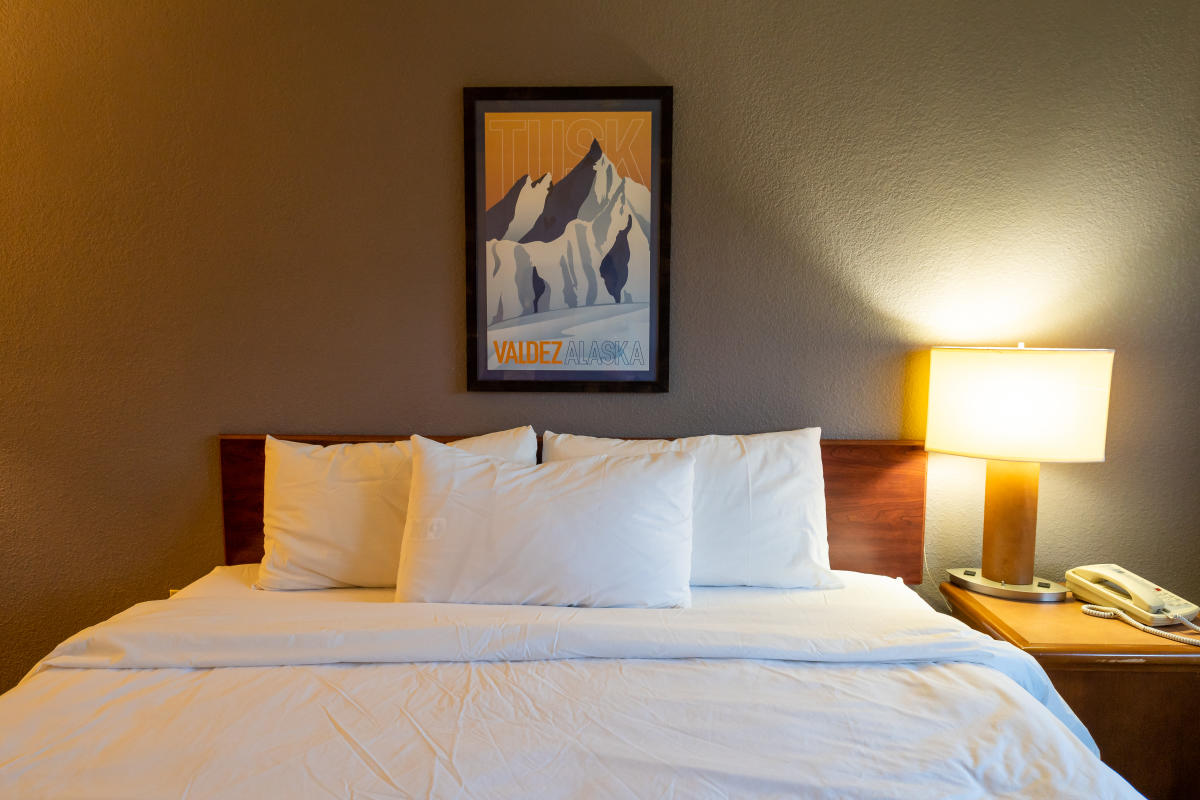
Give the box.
[1066,563,1200,646]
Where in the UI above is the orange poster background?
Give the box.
[484,111,652,209]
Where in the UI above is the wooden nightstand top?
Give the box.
[940,581,1200,666]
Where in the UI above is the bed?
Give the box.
[0,431,1140,799]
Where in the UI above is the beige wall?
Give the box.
[2,0,1197,691]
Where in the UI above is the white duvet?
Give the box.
[0,567,1139,799]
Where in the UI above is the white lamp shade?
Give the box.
[925,346,1114,462]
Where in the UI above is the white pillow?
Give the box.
[395,435,695,608]
[258,427,537,590]
[542,428,841,589]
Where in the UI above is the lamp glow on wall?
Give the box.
[926,345,1115,601]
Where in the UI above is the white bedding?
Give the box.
[0,567,1139,799]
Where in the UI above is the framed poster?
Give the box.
[464,86,672,392]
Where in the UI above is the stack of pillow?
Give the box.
[258,426,841,609]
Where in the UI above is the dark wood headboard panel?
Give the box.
[219,435,928,583]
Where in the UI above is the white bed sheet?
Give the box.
[171,564,933,610]
[0,566,1139,799]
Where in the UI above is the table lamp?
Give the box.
[926,344,1114,601]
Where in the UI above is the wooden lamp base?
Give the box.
[947,459,1068,602]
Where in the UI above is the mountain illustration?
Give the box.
[519,139,605,244]
[483,175,525,242]
[483,139,653,327]
[599,216,633,303]
[531,266,548,313]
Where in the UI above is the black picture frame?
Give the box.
[464,86,672,392]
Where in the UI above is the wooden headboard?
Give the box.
[218,435,928,583]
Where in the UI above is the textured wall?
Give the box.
[2,1,1197,691]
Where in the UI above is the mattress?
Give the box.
[0,567,1140,799]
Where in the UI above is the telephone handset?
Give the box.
[1065,563,1200,646]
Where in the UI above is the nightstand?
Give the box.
[940,581,1200,800]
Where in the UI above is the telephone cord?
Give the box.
[1080,604,1200,646]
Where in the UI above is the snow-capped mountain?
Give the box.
[518,139,606,244]
[501,173,551,242]
[482,175,524,242]
[482,139,653,324]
